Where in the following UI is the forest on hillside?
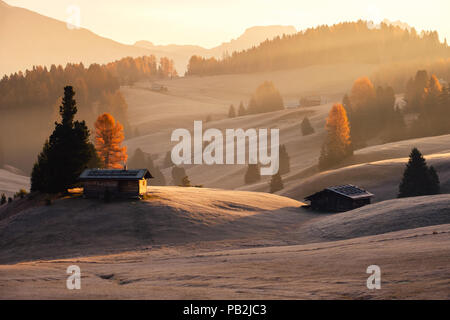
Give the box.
[186,21,450,76]
[0,55,177,172]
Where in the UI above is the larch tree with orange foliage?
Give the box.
[350,76,375,109]
[319,103,353,170]
[94,113,128,169]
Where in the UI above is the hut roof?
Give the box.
[79,169,153,180]
[305,184,373,201]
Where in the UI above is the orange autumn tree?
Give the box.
[94,113,128,169]
[319,103,352,170]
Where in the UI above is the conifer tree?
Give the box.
[398,148,440,197]
[228,104,236,118]
[279,145,290,174]
[238,101,246,116]
[244,163,261,184]
[163,150,173,168]
[31,86,93,193]
[269,172,284,193]
[301,116,315,136]
[319,104,352,170]
[171,166,187,185]
[0,193,6,205]
[94,113,128,169]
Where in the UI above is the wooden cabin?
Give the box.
[305,185,373,212]
[79,169,153,199]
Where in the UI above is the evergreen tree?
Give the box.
[0,193,6,205]
[398,148,440,197]
[228,104,236,118]
[129,148,147,168]
[171,166,187,185]
[319,104,353,170]
[129,148,166,185]
[300,116,315,136]
[279,144,290,174]
[146,157,166,186]
[87,143,103,168]
[31,86,93,193]
[163,150,173,168]
[238,101,246,116]
[244,163,261,184]
[269,172,284,193]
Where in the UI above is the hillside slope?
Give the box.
[0,166,29,198]
[0,0,153,76]
[0,187,305,264]
[292,194,450,243]
[281,152,450,202]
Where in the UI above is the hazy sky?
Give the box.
[4,0,450,48]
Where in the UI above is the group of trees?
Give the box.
[405,71,450,137]
[342,77,405,148]
[105,56,177,85]
[0,55,177,172]
[228,102,247,118]
[243,144,290,193]
[31,87,132,193]
[187,21,449,76]
[227,82,284,118]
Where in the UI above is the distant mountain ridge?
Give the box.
[134,25,297,74]
[0,0,297,76]
[0,0,158,76]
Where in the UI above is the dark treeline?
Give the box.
[0,55,177,172]
[186,21,449,76]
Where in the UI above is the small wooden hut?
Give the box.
[305,185,373,212]
[79,169,153,199]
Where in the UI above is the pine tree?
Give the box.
[427,166,441,195]
[228,104,236,118]
[146,157,166,186]
[279,145,290,174]
[31,86,93,193]
[398,148,440,197]
[163,151,173,168]
[300,116,315,136]
[171,166,187,185]
[319,104,353,170]
[269,172,284,193]
[244,163,261,184]
[0,193,6,205]
[238,101,246,116]
[129,148,147,168]
[94,113,128,169]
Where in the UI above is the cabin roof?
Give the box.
[305,184,373,201]
[79,169,153,180]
